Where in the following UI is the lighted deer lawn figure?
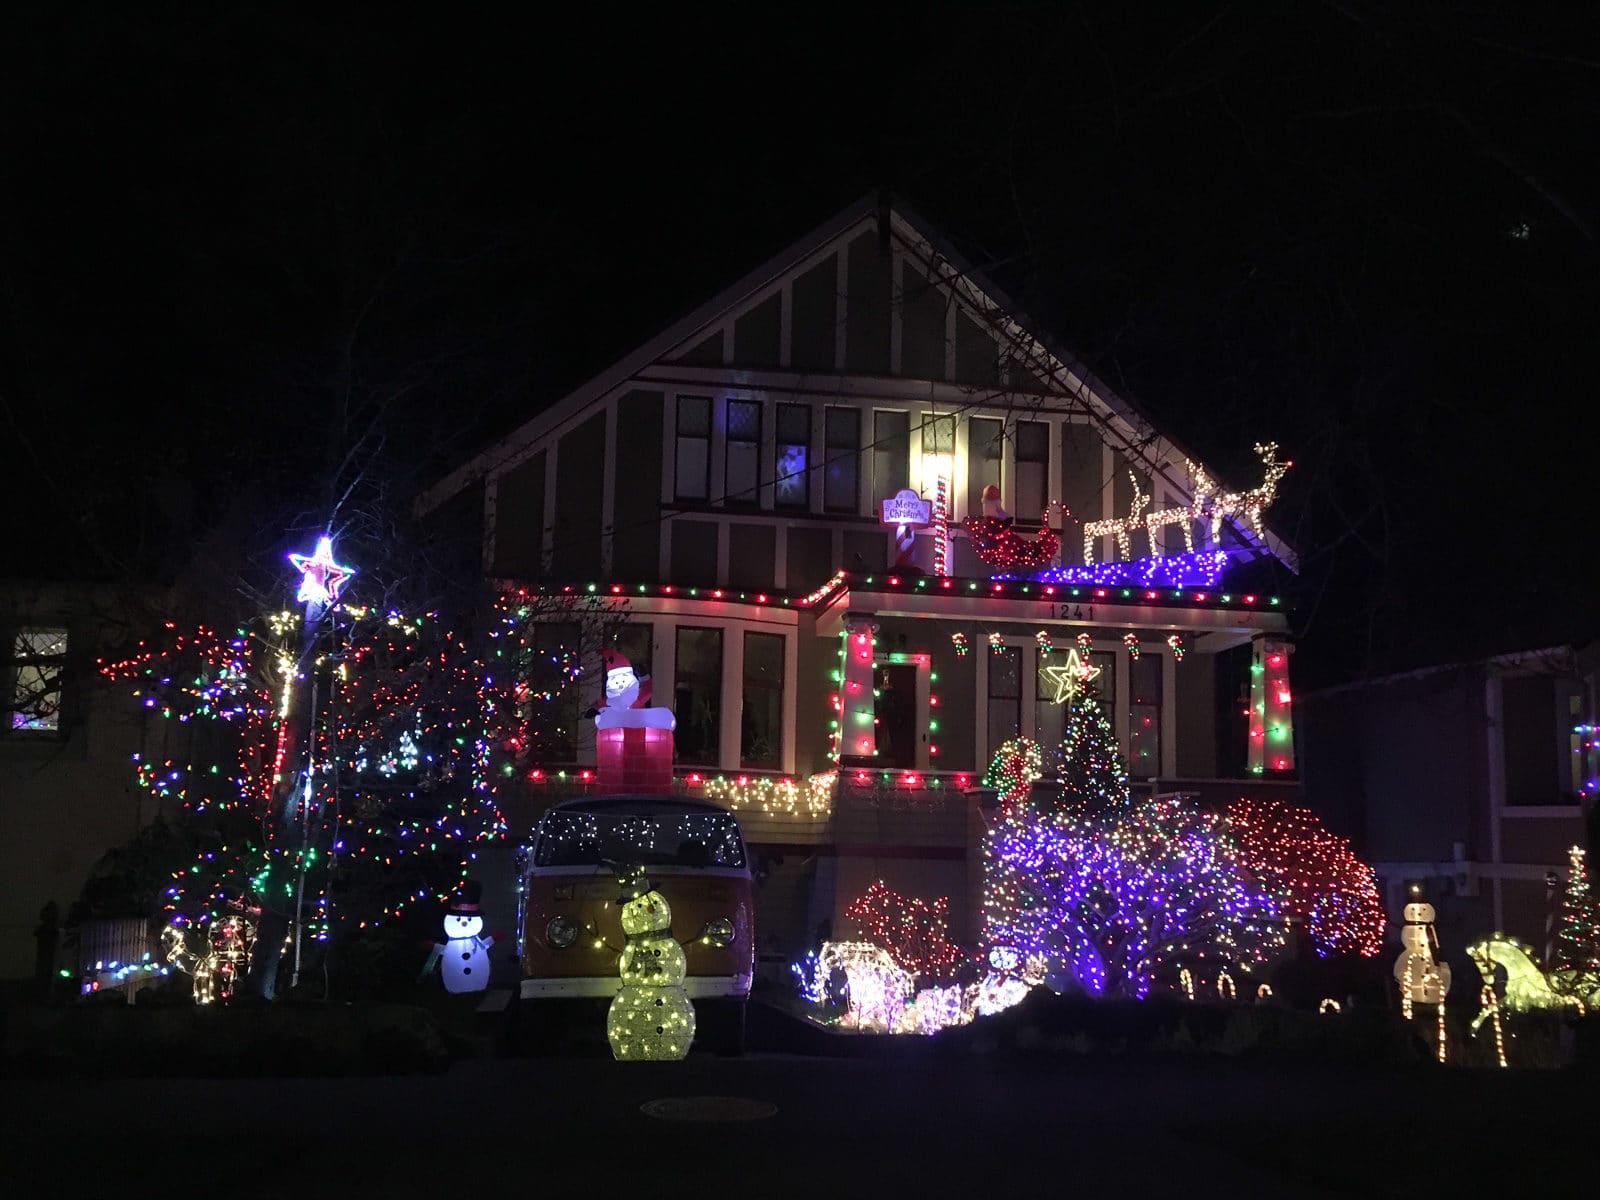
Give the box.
[1144,459,1205,558]
[1190,442,1290,548]
[1467,935,1593,1032]
[1083,472,1150,564]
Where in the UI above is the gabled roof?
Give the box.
[419,191,1298,570]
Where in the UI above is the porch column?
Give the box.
[1248,635,1296,774]
[839,611,879,766]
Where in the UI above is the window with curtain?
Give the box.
[823,407,860,512]
[1015,420,1049,523]
[968,417,1003,516]
[725,399,761,506]
[675,396,711,501]
[674,627,723,766]
[873,411,909,499]
[741,632,784,768]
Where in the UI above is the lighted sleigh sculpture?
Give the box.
[962,486,1065,571]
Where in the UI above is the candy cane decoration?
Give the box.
[933,470,949,577]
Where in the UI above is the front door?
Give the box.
[873,663,918,769]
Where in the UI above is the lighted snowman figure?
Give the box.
[975,945,1033,1016]
[421,881,499,994]
[1393,884,1451,1012]
[588,650,676,731]
[1394,881,1452,1059]
[607,865,695,1060]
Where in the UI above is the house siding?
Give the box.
[612,390,664,580]
[551,412,606,579]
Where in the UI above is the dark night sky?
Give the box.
[2,4,1597,685]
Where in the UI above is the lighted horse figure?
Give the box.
[1083,472,1150,564]
[1190,443,1290,547]
[1467,935,1591,1032]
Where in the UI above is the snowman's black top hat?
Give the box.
[448,879,484,915]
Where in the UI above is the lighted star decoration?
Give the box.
[288,535,354,606]
[1039,647,1102,704]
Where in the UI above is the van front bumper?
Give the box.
[519,975,749,1001]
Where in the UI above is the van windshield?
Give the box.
[533,807,747,869]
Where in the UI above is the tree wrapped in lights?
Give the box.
[982,686,1284,998]
[1054,684,1130,819]
[1551,845,1600,998]
[845,881,967,978]
[1225,798,1385,957]
[93,584,621,999]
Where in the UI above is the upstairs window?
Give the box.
[823,407,860,513]
[1015,421,1049,523]
[775,404,811,509]
[675,396,711,502]
[8,628,68,734]
[725,399,761,506]
[873,411,910,499]
[968,417,1003,517]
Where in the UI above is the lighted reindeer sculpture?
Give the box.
[1144,459,1205,558]
[1191,443,1291,547]
[1083,472,1150,564]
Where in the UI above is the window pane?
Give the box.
[922,414,954,455]
[824,456,858,512]
[968,418,1003,517]
[674,627,723,766]
[987,645,1021,763]
[1016,462,1047,522]
[825,407,859,448]
[1130,653,1161,706]
[1016,421,1048,462]
[726,399,760,441]
[1129,704,1160,779]
[9,628,67,732]
[874,411,909,497]
[1034,647,1065,776]
[776,403,811,444]
[775,442,808,507]
[741,632,784,768]
[675,438,709,500]
[677,396,711,436]
[610,623,653,683]
[726,443,759,506]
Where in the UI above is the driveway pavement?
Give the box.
[5,1049,1594,1199]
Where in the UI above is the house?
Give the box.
[0,583,170,981]
[1301,643,1598,956]
[420,194,1304,963]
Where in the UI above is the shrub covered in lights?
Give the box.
[983,686,1284,999]
[844,881,967,979]
[1226,798,1385,958]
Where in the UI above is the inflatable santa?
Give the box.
[586,650,676,731]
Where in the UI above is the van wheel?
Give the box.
[699,999,747,1057]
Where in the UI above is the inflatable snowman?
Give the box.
[1394,892,1451,1009]
[975,945,1033,1016]
[606,865,695,1060]
[423,881,499,994]
[587,650,675,731]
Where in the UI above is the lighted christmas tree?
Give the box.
[1055,684,1131,819]
[982,686,1283,998]
[1551,845,1600,997]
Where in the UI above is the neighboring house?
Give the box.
[421,194,1305,960]
[0,583,172,980]
[1301,644,1598,956]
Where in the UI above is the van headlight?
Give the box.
[701,918,735,948]
[546,916,579,949]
